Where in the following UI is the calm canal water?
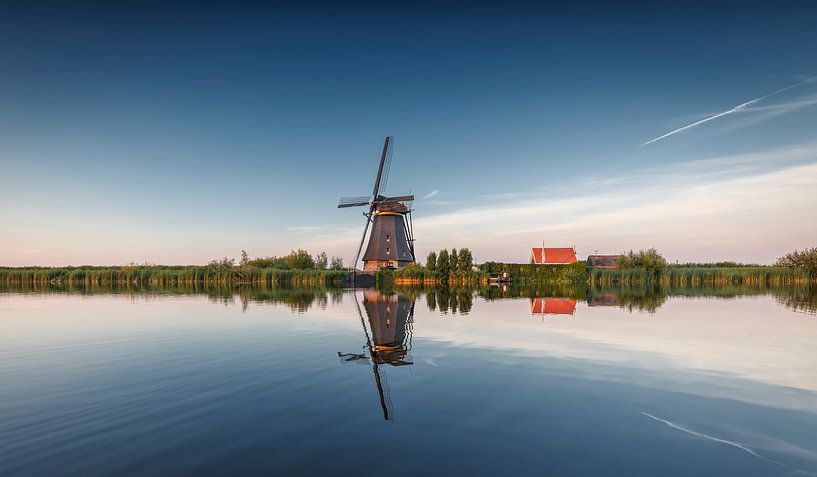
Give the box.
[1,285,816,476]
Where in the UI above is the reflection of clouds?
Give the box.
[7,288,817,416]
[412,295,817,411]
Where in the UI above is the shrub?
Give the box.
[619,248,667,272]
[776,247,817,276]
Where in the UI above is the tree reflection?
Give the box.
[2,281,814,316]
[773,285,817,315]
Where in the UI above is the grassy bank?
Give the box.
[6,263,813,289]
[383,262,814,287]
[0,265,349,287]
[591,266,813,286]
[383,261,590,286]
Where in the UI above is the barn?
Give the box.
[586,254,621,269]
[530,247,577,264]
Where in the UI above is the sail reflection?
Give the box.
[339,290,416,421]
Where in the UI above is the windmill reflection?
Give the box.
[338,290,415,421]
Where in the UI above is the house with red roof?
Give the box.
[530,246,577,264]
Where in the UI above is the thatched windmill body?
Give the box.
[338,137,416,271]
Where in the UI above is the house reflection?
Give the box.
[586,292,619,307]
[338,290,416,421]
[530,297,577,317]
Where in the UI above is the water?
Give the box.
[1,285,816,476]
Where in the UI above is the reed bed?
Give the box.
[590,266,812,287]
[0,266,348,287]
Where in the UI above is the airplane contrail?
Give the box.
[642,76,817,146]
[639,411,793,470]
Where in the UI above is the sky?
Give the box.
[1,1,816,266]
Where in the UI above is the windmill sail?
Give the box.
[338,196,371,208]
[371,136,394,202]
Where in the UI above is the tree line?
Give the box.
[424,248,474,279]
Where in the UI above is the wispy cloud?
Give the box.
[642,76,817,146]
[421,189,452,206]
[410,143,817,263]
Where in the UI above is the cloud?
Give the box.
[287,226,323,232]
[642,76,817,146]
[410,143,817,263]
[423,190,438,200]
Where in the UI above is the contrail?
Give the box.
[642,76,817,146]
[639,410,793,470]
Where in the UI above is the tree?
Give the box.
[426,251,437,271]
[284,249,315,269]
[240,250,250,267]
[330,256,344,270]
[248,256,288,269]
[208,256,235,271]
[619,248,667,272]
[449,248,458,274]
[776,247,817,275]
[314,251,328,270]
[437,249,450,280]
[458,248,473,273]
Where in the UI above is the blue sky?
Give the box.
[2,2,816,265]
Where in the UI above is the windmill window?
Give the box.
[386,235,391,242]
[386,247,390,255]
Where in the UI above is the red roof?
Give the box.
[531,247,577,264]
[530,298,577,315]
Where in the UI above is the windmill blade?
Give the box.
[378,138,394,197]
[383,194,414,203]
[338,196,372,208]
[370,136,394,204]
[372,362,393,421]
[352,213,372,269]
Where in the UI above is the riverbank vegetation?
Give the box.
[5,247,814,289]
[775,247,817,276]
[383,246,817,287]
[592,248,815,286]
[0,249,349,286]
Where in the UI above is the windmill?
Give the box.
[338,137,416,272]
